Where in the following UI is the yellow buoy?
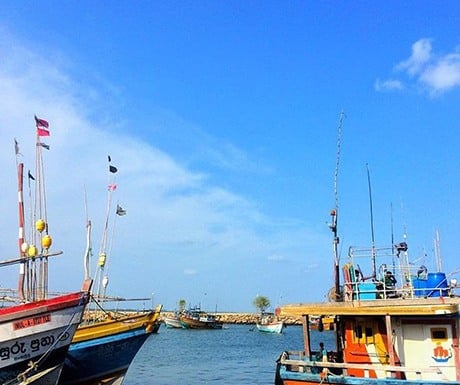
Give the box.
[42,235,52,249]
[28,245,37,258]
[36,219,46,233]
[98,253,106,267]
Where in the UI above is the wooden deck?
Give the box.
[280,296,460,317]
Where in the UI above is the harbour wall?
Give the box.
[161,311,302,325]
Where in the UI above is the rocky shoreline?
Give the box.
[160,311,302,325]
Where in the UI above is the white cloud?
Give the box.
[396,38,433,76]
[267,254,285,261]
[183,269,197,276]
[374,78,404,92]
[0,33,329,310]
[376,38,460,96]
[419,53,460,95]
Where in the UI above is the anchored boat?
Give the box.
[275,113,460,385]
[0,117,92,385]
[59,305,162,385]
[256,311,284,334]
[59,157,162,385]
[163,312,184,328]
[180,307,223,329]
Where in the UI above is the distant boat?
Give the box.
[256,312,284,334]
[180,307,223,329]
[59,306,162,385]
[164,312,183,328]
[0,118,92,384]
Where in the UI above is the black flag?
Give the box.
[14,138,20,155]
[116,204,127,216]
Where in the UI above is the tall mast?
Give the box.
[331,111,344,301]
[434,229,442,272]
[366,163,377,278]
[16,139,27,301]
[94,156,118,303]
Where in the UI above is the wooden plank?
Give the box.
[280,298,460,317]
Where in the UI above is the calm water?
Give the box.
[124,324,336,385]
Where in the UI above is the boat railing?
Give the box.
[345,281,455,301]
[279,351,448,381]
[348,245,395,259]
[342,259,456,301]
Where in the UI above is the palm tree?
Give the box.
[253,295,270,314]
[178,299,186,312]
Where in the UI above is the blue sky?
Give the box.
[0,1,459,312]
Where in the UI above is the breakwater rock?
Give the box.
[161,311,302,325]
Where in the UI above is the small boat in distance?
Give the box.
[163,312,183,328]
[180,307,223,329]
[256,312,284,334]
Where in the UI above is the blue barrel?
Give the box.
[426,272,448,297]
[412,278,427,297]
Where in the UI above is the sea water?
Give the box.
[124,324,336,385]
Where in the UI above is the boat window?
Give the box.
[354,325,363,339]
[352,322,376,344]
[431,328,448,341]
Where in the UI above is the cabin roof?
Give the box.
[280,297,460,317]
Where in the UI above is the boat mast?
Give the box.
[331,111,344,301]
[366,163,377,278]
[15,139,27,302]
[83,186,92,281]
[35,122,50,300]
[434,229,442,272]
[94,156,118,303]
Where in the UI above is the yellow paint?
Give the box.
[73,305,162,343]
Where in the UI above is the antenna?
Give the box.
[390,202,395,269]
[434,229,442,272]
[366,163,376,278]
[331,110,345,301]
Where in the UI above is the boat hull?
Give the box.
[180,318,223,329]
[59,308,162,385]
[256,321,284,334]
[163,316,182,329]
[0,290,89,385]
[276,366,460,385]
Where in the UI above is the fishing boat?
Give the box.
[58,305,162,385]
[58,157,163,385]
[0,117,92,385]
[163,312,183,328]
[275,245,460,384]
[180,307,223,329]
[274,114,460,384]
[256,312,284,334]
